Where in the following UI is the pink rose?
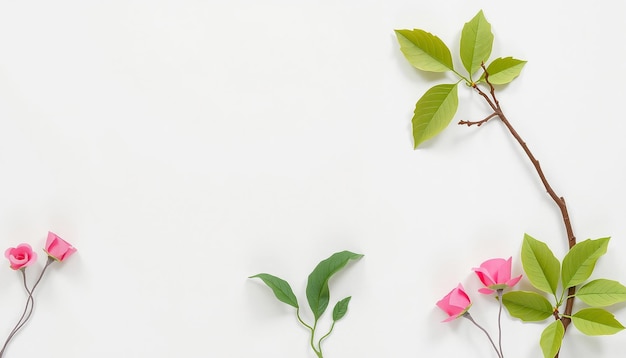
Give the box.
[5,243,38,270]
[44,231,77,262]
[436,283,472,322]
[473,257,522,294]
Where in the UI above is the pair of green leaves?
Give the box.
[395,10,527,148]
[250,250,363,356]
[502,234,626,357]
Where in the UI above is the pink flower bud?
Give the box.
[472,257,522,294]
[44,231,77,262]
[436,283,472,322]
[5,243,38,270]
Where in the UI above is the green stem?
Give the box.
[296,308,314,331]
[452,70,471,85]
[317,321,336,357]
[295,309,323,357]
[557,289,568,308]
[310,319,323,358]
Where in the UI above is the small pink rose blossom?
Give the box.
[473,257,522,294]
[4,243,38,270]
[44,231,77,262]
[436,283,472,322]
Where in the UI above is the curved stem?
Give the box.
[0,270,33,357]
[493,110,576,246]
[317,320,336,357]
[296,308,314,331]
[15,257,55,331]
[463,312,502,358]
[295,309,323,357]
[0,256,55,357]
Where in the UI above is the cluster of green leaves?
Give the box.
[502,234,626,357]
[250,250,363,358]
[395,10,526,148]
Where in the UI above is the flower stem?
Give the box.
[463,312,502,358]
[497,289,504,358]
[0,256,55,357]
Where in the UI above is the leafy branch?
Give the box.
[395,10,625,357]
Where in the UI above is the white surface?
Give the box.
[1,1,625,357]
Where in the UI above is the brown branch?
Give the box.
[492,108,577,251]
[472,81,498,111]
[459,112,498,127]
[466,65,578,355]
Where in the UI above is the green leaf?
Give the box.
[412,83,459,148]
[250,273,299,308]
[332,296,352,321]
[306,251,363,320]
[502,291,554,321]
[479,57,527,84]
[571,308,625,336]
[394,29,454,72]
[521,233,561,295]
[562,237,610,288]
[576,279,626,307]
[460,10,493,77]
[540,320,564,358]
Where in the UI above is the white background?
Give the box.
[1,1,625,357]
